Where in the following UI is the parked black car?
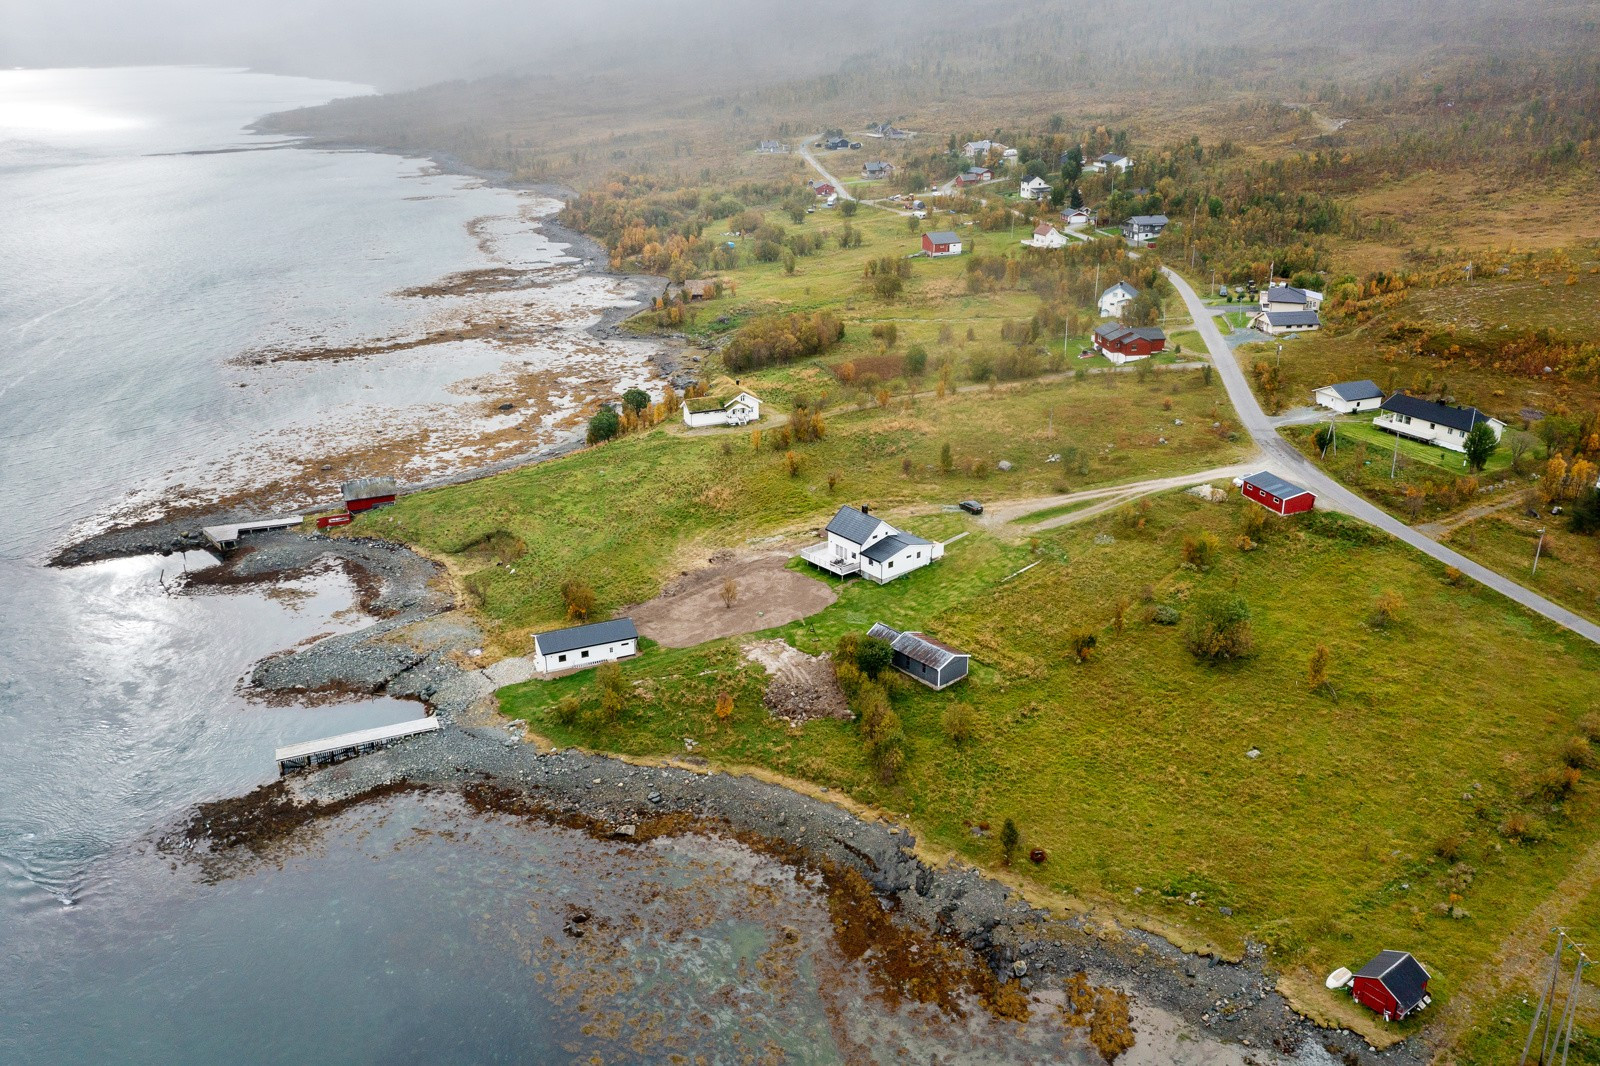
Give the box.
[959,500,984,515]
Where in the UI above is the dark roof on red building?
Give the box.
[1355,951,1430,1012]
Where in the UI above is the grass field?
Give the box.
[361,371,1246,644]
[492,489,1600,1059]
[1442,511,1600,625]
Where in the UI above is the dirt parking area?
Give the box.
[629,549,836,648]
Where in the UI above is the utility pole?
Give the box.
[1533,527,1547,575]
[1553,951,1587,1066]
[1522,930,1565,1066]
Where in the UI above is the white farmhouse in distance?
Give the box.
[1260,285,1324,312]
[1020,175,1053,200]
[682,390,761,428]
[800,505,943,584]
[1098,281,1139,318]
[1023,222,1068,249]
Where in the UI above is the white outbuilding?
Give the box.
[532,618,639,674]
[1313,380,1385,414]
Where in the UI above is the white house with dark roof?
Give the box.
[1313,380,1385,414]
[682,390,761,428]
[1098,281,1139,317]
[1251,309,1322,336]
[1122,214,1168,243]
[532,618,639,674]
[1085,152,1131,174]
[800,505,943,583]
[1260,285,1323,312]
[1374,394,1504,453]
[866,623,970,689]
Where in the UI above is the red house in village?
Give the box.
[1091,323,1166,364]
[341,476,398,513]
[812,182,836,198]
[921,230,964,257]
[1240,471,1315,515]
[1351,951,1432,1021]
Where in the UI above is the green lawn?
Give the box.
[1319,416,1514,477]
[496,490,1600,1057]
[358,371,1245,643]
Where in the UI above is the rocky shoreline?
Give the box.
[128,525,1411,1065]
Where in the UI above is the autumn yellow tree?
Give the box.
[714,691,734,723]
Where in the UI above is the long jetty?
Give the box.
[274,717,440,774]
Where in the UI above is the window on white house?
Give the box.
[558,654,568,662]
[581,650,590,658]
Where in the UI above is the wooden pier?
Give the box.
[274,716,440,774]
[203,515,302,551]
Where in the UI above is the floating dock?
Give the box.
[202,515,302,551]
[274,716,440,774]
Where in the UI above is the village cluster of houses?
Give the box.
[1313,379,1505,453]
[1251,285,1324,336]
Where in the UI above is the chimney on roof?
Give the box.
[860,504,871,514]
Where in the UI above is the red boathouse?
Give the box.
[1351,950,1431,1021]
[1241,471,1314,515]
[341,476,398,513]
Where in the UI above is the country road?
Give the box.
[1161,265,1600,646]
[796,138,855,201]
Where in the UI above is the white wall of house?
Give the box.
[1374,412,1505,452]
[1024,228,1067,249]
[1251,313,1320,336]
[1313,388,1382,414]
[682,392,761,428]
[534,637,638,674]
[860,540,943,584]
[1101,349,1151,366]
[1099,292,1133,317]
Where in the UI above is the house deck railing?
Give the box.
[799,542,858,576]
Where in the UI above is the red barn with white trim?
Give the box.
[1351,950,1431,1021]
[1241,471,1314,515]
[921,230,963,257]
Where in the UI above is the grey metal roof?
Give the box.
[1102,281,1139,300]
[1094,323,1128,340]
[533,618,638,656]
[1244,470,1312,500]
[861,532,931,563]
[341,476,397,501]
[1322,379,1383,402]
[891,630,967,670]
[1130,327,1167,341]
[825,505,887,544]
[924,230,961,244]
[1097,152,1127,162]
[1260,310,1321,327]
[866,622,901,642]
[1265,285,1310,304]
[1355,951,1430,1011]
[1380,394,1497,433]
[1126,214,1168,226]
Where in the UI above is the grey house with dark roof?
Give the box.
[1374,394,1505,453]
[1250,308,1322,335]
[867,623,970,689]
[531,618,639,674]
[800,505,945,584]
[1313,379,1384,414]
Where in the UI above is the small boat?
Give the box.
[1325,966,1354,990]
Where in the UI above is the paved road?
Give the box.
[1163,265,1600,646]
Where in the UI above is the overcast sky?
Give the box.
[0,0,931,89]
